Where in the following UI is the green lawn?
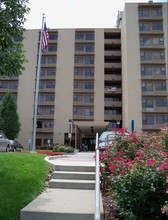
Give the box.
[0,152,50,220]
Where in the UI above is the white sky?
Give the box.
[24,0,167,29]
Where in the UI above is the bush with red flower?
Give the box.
[100,127,168,219]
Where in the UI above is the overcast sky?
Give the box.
[24,0,167,29]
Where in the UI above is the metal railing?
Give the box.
[94,132,100,220]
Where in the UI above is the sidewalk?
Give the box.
[20,151,104,220]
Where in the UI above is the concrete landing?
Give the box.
[20,188,104,220]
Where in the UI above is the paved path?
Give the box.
[20,151,104,220]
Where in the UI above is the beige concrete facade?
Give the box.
[0,2,167,149]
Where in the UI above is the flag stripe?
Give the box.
[41,22,49,52]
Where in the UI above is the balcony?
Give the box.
[104,101,122,107]
[104,51,121,56]
[36,128,54,133]
[104,39,121,44]
[142,123,166,130]
[141,75,166,80]
[104,87,122,94]
[73,115,94,120]
[141,90,167,96]
[37,114,54,119]
[142,107,168,113]
[104,63,121,69]
[104,114,122,121]
[104,74,122,81]
[74,75,94,80]
[73,88,94,93]
[73,101,94,107]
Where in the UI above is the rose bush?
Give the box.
[100,127,168,220]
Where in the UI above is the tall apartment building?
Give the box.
[0,1,167,149]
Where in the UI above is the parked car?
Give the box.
[98,130,129,150]
[0,130,11,152]
[9,140,23,152]
[98,131,116,150]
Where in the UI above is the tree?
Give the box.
[0,91,21,139]
[0,0,30,76]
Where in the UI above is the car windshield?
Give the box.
[99,131,116,141]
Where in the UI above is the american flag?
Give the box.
[107,87,117,92]
[41,22,49,52]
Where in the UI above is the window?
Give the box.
[74,68,83,76]
[156,98,167,107]
[141,67,152,76]
[37,107,43,115]
[39,82,45,89]
[139,23,150,31]
[85,68,94,77]
[155,82,166,90]
[9,82,18,90]
[37,120,42,128]
[156,115,168,124]
[0,94,5,101]
[85,45,94,52]
[39,94,44,102]
[74,57,84,64]
[46,82,55,88]
[152,37,164,45]
[41,57,46,64]
[84,82,94,90]
[85,57,94,64]
[47,68,56,76]
[152,23,163,30]
[151,9,162,17]
[44,121,54,128]
[73,94,83,102]
[140,52,152,60]
[74,81,83,89]
[40,69,45,77]
[45,94,55,101]
[48,45,57,52]
[138,9,149,17]
[153,52,165,60]
[49,34,58,40]
[141,82,153,91]
[47,57,56,64]
[142,99,153,108]
[86,33,94,40]
[142,115,154,125]
[84,108,94,116]
[75,33,84,40]
[84,94,94,103]
[140,36,151,46]
[73,107,82,115]
[75,45,84,51]
[154,67,165,75]
[45,107,54,114]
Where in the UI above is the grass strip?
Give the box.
[0,153,50,220]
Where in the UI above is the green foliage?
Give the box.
[0,0,30,76]
[53,145,74,153]
[0,91,21,139]
[0,153,50,220]
[100,128,168,219]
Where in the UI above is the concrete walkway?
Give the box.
[20,151,104,220]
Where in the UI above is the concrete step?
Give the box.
[20,189,104,220]
[52,171,95,180]
[53,164,95,172]
[49,179,95,190]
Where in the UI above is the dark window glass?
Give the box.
[49,34,58,40]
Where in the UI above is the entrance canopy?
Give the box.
[74,121,109,136]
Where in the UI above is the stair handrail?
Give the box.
[94,132,100,220]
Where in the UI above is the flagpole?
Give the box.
[32,14,45,152]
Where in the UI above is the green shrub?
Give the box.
[53,145,74,153]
